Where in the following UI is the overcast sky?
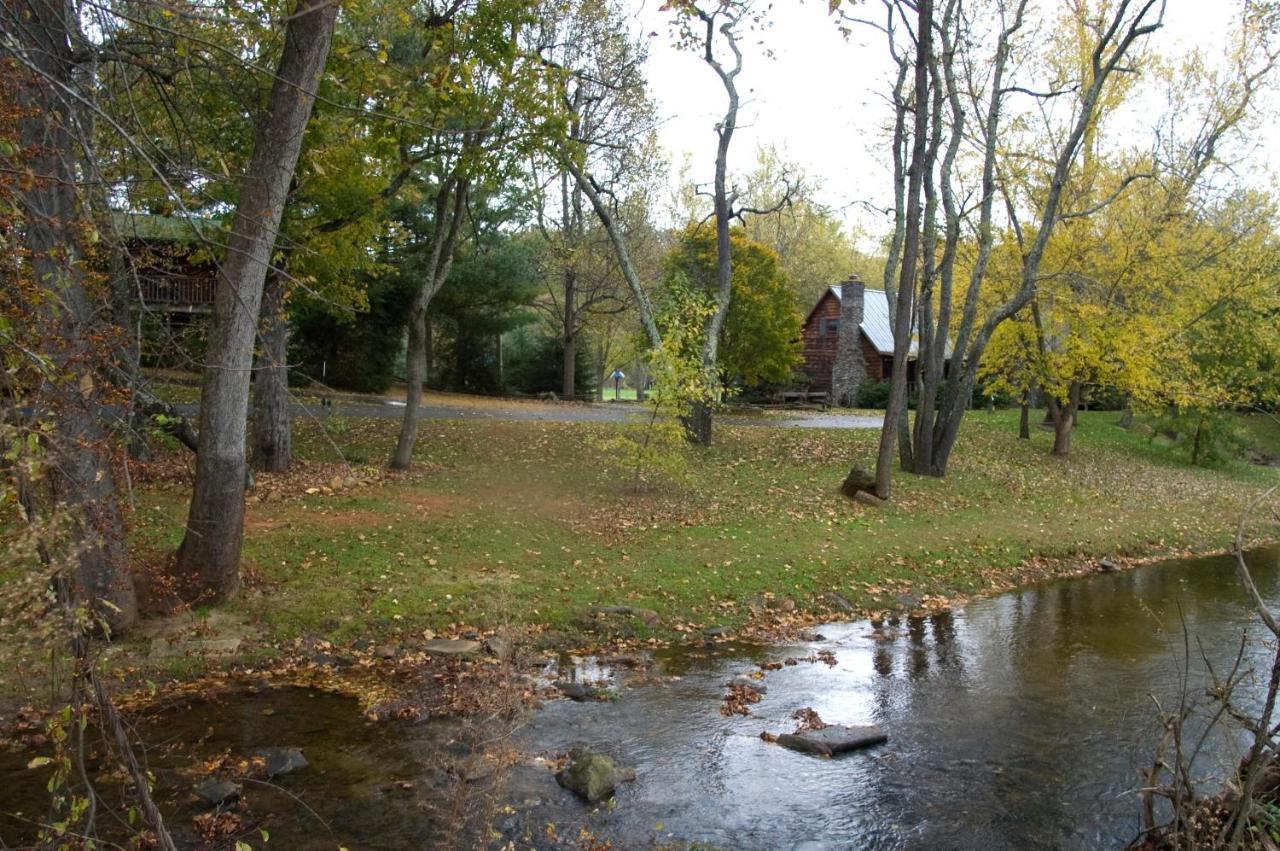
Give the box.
[632,1,1277,238]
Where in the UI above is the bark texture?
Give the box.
[6,0,138,632]
[251,268,291,472]
[176,0,337,599]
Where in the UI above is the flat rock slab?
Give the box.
[776,725,888,757]
[194,779,241,808]
[150,638,241,660]
[423,638,481,656]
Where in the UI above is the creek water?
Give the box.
[3,547,1279,850]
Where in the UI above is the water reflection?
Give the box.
[2,547,1277,850]
[509,547,1280,849]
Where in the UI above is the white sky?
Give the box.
[632,1,1278,239]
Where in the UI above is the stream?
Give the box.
[3,547,1279,849]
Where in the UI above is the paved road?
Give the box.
[175,399,883,429]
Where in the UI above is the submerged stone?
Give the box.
[775,725,888,757]
[194,779,241,808]
[257,747,309,777]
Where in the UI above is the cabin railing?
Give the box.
[138,275,216,306]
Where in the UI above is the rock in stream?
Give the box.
[775,725,888,757]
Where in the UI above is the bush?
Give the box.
[1144,407,1249,466]
[502,327,596,397]
[291,273,412,394]
[856,379,891,409]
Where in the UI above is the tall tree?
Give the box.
[389,0,545,469]
[175,0,338,599]
[529,0,659,398]
[873,0,933,499]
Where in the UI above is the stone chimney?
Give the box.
[831,275,866,407]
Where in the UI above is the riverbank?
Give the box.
[1,409,1277,708]
[8,547,1280,850]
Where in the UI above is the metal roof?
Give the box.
[831,285,914,356]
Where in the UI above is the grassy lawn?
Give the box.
[4,404,1275,702]
[111,408,1277,661]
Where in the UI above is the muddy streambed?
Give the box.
[3,547,1279,849]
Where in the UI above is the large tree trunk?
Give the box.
[6,0,138,631]
[683,403,713,445]
[176,0,337,600]
[1019,391,1031,440]
[1047,382,1081,457]
[251,268,291,473]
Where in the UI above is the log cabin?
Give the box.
[800,275,923,402]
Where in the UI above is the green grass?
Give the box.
[118,408,1278,657]
[1236,411,1280,457]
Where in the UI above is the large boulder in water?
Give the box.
[556,747,620,803]
[840,465,876,499]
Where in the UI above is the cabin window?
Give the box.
[821,318,840,339]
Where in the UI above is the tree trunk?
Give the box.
[875,0,933,499]
[683,403,713,445]
[495,331,503,391]
[1052,411,1073,456]
[176,0,337,601]
[392,308,427,469]
[1019,392,1031,439]
[391,171,468,469]
[562,270,576,399]
[1191,415,1208,465]
[6,0,138,631]
[1047,382,1081,457]
[251,268,291,473]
